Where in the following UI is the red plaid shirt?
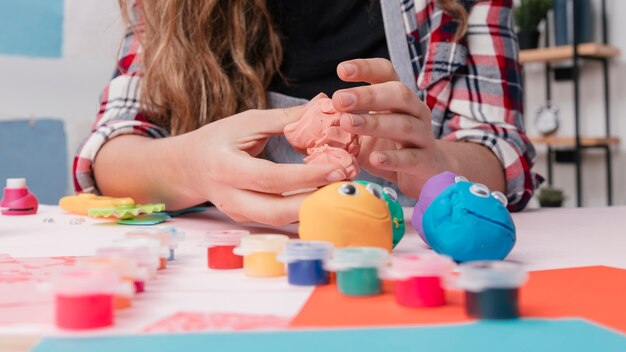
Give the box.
[73,0,541,211]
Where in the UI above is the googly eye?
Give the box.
[491,191,508,207]
[383,187,398,201]
[455,176,468,183]
[469,183,490,198]
[365,183,383,200]
[338,183,358,196]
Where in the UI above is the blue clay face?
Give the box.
[422,181,515,262]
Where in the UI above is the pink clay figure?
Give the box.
[284,98,360,179]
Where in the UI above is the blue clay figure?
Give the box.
[355,181,405,248]
[412,172,515,262]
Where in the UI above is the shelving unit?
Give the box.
[520,0,620,206]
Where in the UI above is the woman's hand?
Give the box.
[331,58,452,198]
[184,95,345,225]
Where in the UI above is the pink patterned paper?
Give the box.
[0,254,78,325]
[143,312,292,333]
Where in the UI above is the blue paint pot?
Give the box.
[279,240,333,286]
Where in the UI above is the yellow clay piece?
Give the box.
[299,182,393,251]
[243,252,285,277]
[59,194,135,215]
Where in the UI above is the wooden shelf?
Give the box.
[531,135,620,147]
[520,43,620,64]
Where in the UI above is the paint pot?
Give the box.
[126,227,185,261]
[326,247,389,296]
[114,238,168,271]
[97,244,158,288]
[233,234,289,277]
[202,230,249,270]
[278,240,333,286]
[457,261,528,320]
[75,257,137,310]
[0,178,39,215]
[53,268,124,330]
[383,253,455,308]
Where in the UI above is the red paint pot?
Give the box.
[395,276,445,307]
[202,230,249,270]
[134,280,145,293]
[384,253,455,308]
[208,245,242,269]
[53,269,120,330]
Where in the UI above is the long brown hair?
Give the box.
[119,0,466,135]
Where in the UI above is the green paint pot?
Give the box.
[336,267,381,296]
[327,247,389,297]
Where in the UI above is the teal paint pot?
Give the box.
[327,247,389,297]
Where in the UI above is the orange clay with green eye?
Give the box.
[298,182,393,251]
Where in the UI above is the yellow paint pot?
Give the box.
[233,235,289,277]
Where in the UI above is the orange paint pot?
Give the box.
[114,295,132,310]
[234,235,289,278]
[158,257,167,270]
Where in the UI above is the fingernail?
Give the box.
[340,63,356,77]
[327,169,347,182]
[337,92,356,108]
[350,114,364,126]
[377,153,388,164]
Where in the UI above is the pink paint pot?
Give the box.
[201,230,250,270]
[53,269,125,330]
[384,253,455,308]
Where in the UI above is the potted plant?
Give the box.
[515,0,553,50]
[537,186,565,207]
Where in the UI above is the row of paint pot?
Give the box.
[51,227,184,330]
[202,231,528,318]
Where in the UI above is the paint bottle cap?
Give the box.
[126,227,185,249]
[126,231,171,249]
[6,178,26,189]
[233,234,289,255]
[52,268,120,296]
[325,247,389,271]
[98,242,160,277]
[115,237,169,260]
[457,261,528,292]
[278,240,334,263]
[201,230,250,248]
[383,253,455,280]
[76,256,144,289]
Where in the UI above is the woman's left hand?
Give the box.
[331,58,452,199]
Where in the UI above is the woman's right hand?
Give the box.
[182,96,346,225]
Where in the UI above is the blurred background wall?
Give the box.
[0,0,624,207]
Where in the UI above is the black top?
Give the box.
[267,0,390,100]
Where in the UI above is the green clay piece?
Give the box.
[336,267,381,296]
[88,203,166,220]
[355,181,405,247]
[117,213,170,225]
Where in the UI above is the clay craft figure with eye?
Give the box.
[299,181,393,251]
[355,181,405,248]
[412,172,516,262]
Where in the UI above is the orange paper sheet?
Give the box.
[291,266,626,334]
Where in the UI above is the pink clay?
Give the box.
[284,98,360,179]
[305,145,359,180]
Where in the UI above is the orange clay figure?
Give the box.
[284,97,359,180]
[299,181,392,251]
